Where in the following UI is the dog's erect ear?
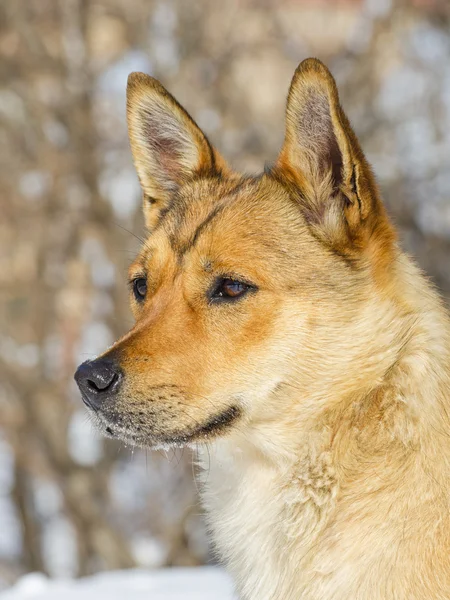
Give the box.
[276,58,390,258]
[127,73,228,229]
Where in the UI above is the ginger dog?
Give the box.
[75,58,450,599]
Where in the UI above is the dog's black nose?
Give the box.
[74,358,122,410]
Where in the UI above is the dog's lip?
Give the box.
[88,410,124,438]
[87,404,242,448]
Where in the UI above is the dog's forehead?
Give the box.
[160,176,257,241]
[133,173,316,282]
[147,176,269,256]
[131,177,255,269]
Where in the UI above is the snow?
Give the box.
[0,568,235,600]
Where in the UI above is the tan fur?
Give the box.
[89,59,450,599]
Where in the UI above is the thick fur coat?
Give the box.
[76,58,450,599]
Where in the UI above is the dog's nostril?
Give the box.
[87,371,117,392]
[74,358,123,410]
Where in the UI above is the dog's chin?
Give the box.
[87,404,242,451]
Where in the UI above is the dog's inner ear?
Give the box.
[276,58,383,256]
[290,86,344,190]
[127,73,227,229]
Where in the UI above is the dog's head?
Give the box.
[75,59,397,450]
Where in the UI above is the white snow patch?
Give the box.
[99,167,141,221]
[68,410,103,466]
[408,23,450,65]
[131,537,169,568]
[0,568,235,600]
[96,50,152,98]
[0,337,40,370]
[149,2,179,74]
[31,480,63,520]
[43,120,69,148]
[0,496,21,559]
[41,516,78,579]
[377,66,429,118]
[79,237,116,289]
[19,171,52,202]
[75,321,113,362]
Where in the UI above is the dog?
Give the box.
[75,58,450,599]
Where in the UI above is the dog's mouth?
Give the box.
[86,403,242,450]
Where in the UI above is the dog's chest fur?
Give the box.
[197,424,450,600]
[198,440,348,600]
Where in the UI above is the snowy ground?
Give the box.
[0,568,235,600]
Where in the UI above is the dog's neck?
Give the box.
[197,253,450,600]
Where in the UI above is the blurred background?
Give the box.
[1,0,450,589]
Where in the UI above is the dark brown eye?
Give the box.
[133,277,147,301]
[211,278,255,303]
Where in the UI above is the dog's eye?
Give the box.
[211,278,255,303]
[133,277,147,301]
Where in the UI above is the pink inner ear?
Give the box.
[139,105,187,187]
[296,89,343,188]
[155,138,183,182]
